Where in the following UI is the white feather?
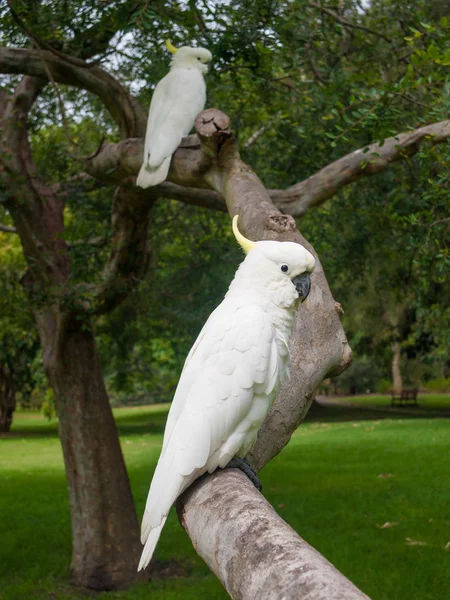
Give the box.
[136,156,171,188]
[138,235,315,571]
[138,517,166,571]
[137,65,207,189]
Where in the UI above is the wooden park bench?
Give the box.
[391,388,418,407]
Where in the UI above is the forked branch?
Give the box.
[85,119,450,219]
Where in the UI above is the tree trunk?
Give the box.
[0,71,149,589]
[0,365,15,433]
[391,341,403,394]
[37,310,143,590]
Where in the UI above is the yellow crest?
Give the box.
[232,215,256,254]
[165,39,178,54]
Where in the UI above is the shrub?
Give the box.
[424,378,450,392]
[336,356,381,395]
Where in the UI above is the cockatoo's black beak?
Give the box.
[292,273,311,302]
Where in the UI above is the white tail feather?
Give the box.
[136,156,171,188]
[138,463,190,570]
[137,516,167,571]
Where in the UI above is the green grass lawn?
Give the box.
[1,405,449,600]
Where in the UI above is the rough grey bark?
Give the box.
[35,311,144,589]
[178,470,371,600]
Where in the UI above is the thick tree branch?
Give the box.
[178,470,370,600]
[157,182,226,211]
[0,47,146,137]
[270,119,450,217]
[85,139,226,210]
[86,119,450,219]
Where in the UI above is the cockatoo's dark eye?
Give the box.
[281,264,289,273]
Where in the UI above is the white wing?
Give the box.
[138,301,281,570]
[144,67,206,168]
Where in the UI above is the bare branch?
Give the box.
[270,119,450,217]
[0,47,146,137]
[157,182,226,211]
[391,92,431,110]
[0,224,17,233]
[85,140,226,210]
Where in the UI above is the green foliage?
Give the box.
[335,356,381,394]
[424,377,450,392]
[301,145,449,384]
[98,204,239,404]
[0,229,40,406]
[378,379,393,394]
[1,0,449,399]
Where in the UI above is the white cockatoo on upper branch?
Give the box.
[136,40,212,188]
[138,216,315,571]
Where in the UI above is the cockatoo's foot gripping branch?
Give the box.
[225,457,262,491]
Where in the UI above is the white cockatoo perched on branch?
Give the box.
[136,40,212,188]
[138,216,315,571]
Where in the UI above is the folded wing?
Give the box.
[138,303,281,570]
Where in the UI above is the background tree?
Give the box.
[0,225,39,431]
[0,0,449,594]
